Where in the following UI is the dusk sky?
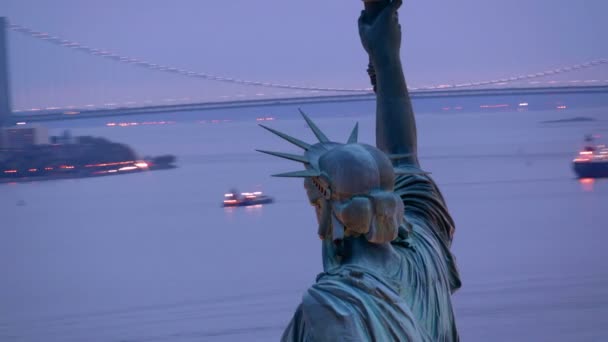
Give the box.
[2,3,608,341]
[2,0,607,109]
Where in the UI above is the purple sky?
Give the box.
[2,0,607,109]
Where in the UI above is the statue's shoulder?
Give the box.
[301,268,375,325]
[293,268,428,342]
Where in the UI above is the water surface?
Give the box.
[2,96,607,341]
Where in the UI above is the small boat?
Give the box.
[222,190,274,207]
[572,135,608,178]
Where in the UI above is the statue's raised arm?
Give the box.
[359,0,419,167]
[262,2,461,340]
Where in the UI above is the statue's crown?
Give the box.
[257,109,425,190]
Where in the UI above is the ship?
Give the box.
[572,135,608,178]
[222,190,274,207]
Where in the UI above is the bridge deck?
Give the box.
[9,85,608,124]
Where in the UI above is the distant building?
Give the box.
[1,125,49,149]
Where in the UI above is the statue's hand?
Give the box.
[358,0,402,64]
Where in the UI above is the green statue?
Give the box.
[258,1,461,340]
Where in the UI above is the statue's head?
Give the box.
[258,110,425,255]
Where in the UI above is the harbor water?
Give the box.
[1,94,608,341]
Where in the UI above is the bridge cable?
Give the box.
[8,22,608,93]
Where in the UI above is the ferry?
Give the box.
[572,135,608,178]
[222,190,274,207]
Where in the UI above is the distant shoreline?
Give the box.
[0,165,176,185]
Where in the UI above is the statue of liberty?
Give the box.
[258,1,461,340]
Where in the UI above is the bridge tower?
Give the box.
[0,17,12,128]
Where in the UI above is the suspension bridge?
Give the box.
[0,16,607,125]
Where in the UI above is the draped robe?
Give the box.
[282,172,461,341]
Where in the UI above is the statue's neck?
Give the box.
[322,236,401,276]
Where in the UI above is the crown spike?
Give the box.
[347,122,359,143]
[299,108,330,143]
[258,124,311,150]
[256,149,309,163]
[273,169,321,178]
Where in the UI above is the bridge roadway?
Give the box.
[8,84,608,124]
